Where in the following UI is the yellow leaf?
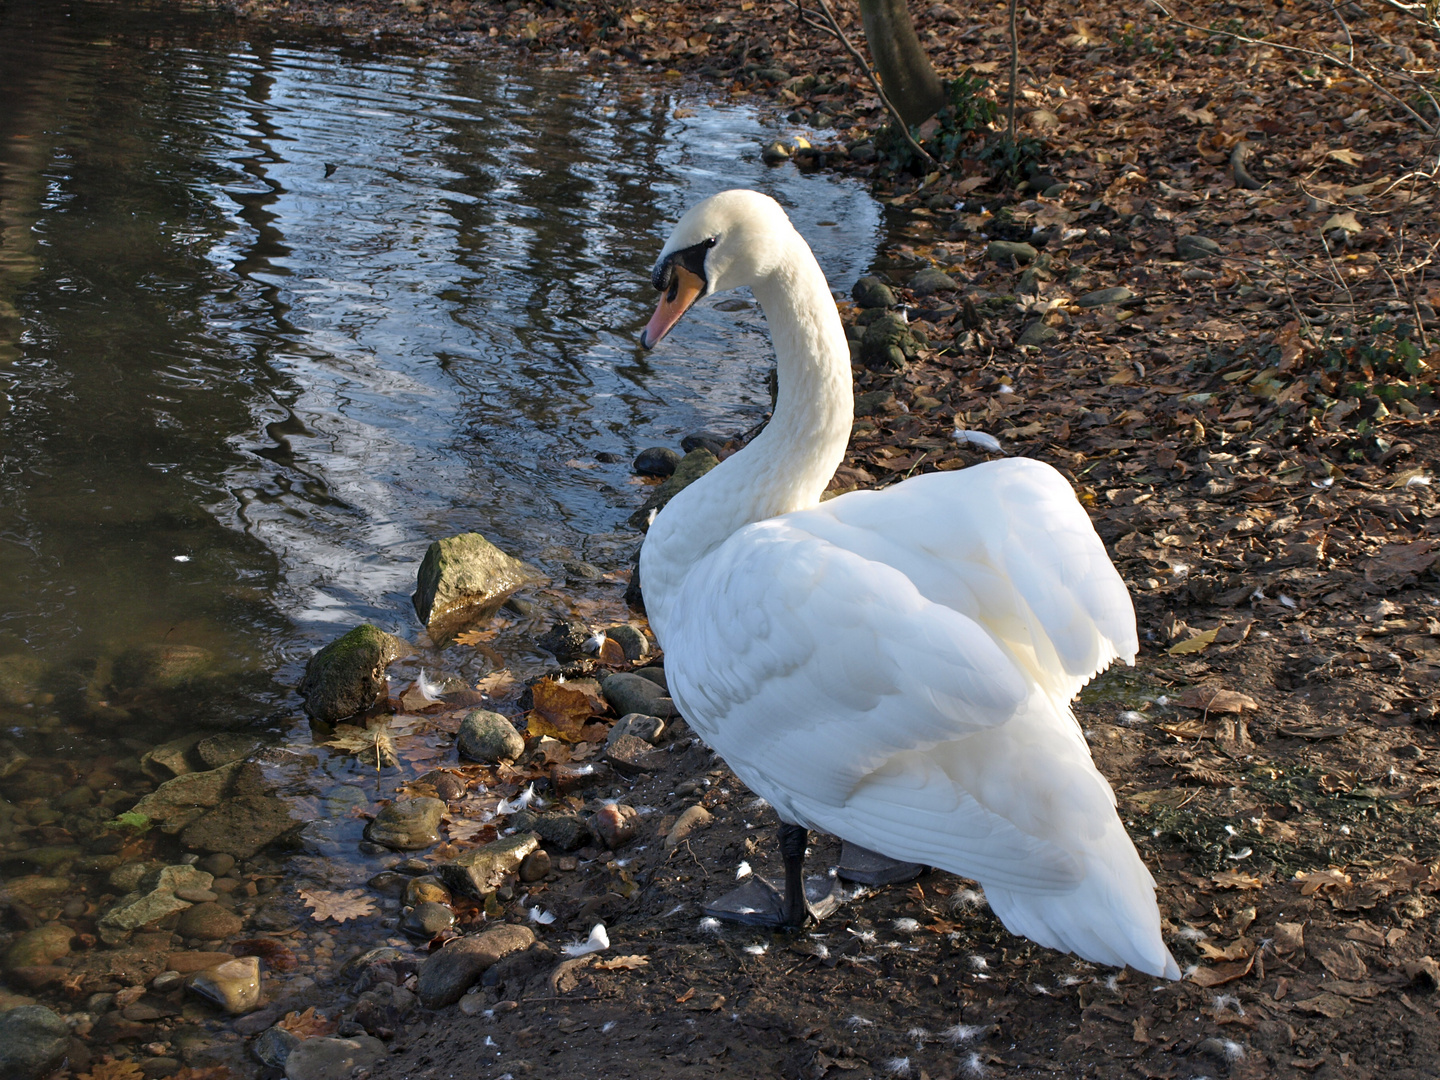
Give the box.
[275,1006,338,1038]
[1213,870,1264,890]
[598,636,627,665]
[1168,627,1219,655]
[454,626,500,646]
[1322,211,1361,234]
[1327,148,1363,166]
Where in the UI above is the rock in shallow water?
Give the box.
[283,1035,387,1080]
[632,446,680,478]
[412,533,540,644]
[189,955,261,1014]
[299,624,409,723]
[364,797,445,851]
[176,902,244,941]
[0,1005,70,1080]
[628,448,719,530]
[3,923,75,970]
[400,901,456,941]
[98,864,215,944]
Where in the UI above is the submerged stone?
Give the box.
[0,1005,70,1080]
[129,760,244,833]
[189,954,261,1014]
[364,797,446,851]
[629,448,720,530]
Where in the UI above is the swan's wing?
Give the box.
[801,458,1137,701]
[663,517,1029,812]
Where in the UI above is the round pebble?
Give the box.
[632,446,681,478]
[399,902,456,941]
[189,955,261,1015]
[177,903,244,940]
[518,849,551,883]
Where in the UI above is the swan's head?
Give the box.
[640,190,795,349]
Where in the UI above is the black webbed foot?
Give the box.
[837,841,925,886]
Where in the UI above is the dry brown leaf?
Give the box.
[527,677,604,742]
[1274,922,1305,954]
[475,670,518,698]
[598,636,627,666]
[276,1006,338,1038]
[1318,943,1369,980]
[1199,937,1255,962]
[325,724,397,767]
[594,954,650,970]
[1296,868,1352,895]
[1213,870,1263,890]
[1189,949,1256,987]
[171,1069,239,1080]
[300,887,376,923]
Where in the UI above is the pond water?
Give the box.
[0,0,881,737]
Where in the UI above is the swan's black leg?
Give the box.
[778,822,810,927]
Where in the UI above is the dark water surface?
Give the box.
[0,0,880,736]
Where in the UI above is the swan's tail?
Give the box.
[983,828,1180,980]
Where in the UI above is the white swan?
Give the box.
[637,190,1179,980]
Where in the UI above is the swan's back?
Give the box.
[651,457,1179,978]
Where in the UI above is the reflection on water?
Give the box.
[0,0,880,737]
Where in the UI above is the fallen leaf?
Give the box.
[1293,992,1352,1018]
[1213,870,1264,890]
[675,986,696,1003]
[1322,211,1361,234]
[1273,922,1305,954]
[1168,627,1219,655]
[80,1063,147,1080]
[594,954,650,970]
[454,626,501,647]
[1295,868,1352,896]
[598,636,627,666]
[276,1006,338,1038]
[1318,942,1368,980]
[1189,949,1255,987]
[300,888,376,923]
[1326,147,1363,166]
[1199,937,1255,962]
[526,677,603,742]
[324,724,397,768]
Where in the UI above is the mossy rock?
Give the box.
[859,313,920,372]
[413,534,540,645]
[299,625,409,722]
[629,448,720,530]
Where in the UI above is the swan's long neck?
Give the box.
[640,233,852,637]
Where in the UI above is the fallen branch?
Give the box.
[787,0,939,168]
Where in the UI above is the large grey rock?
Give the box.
[600,672,677,719]
[629,448,720,530]
[299,625,409,722]
[604,624,650,661]
[0,1005,70,1080]
[284,1035,386,1080]
[510,809,589,851]
[139,733,203,782]
[364,797,445,851]
[196,732,264,769]
[859,313,919,372]
[851,275,895,309]
[417,925,536,1007]
[457,710,525,764]
[1017,320,1059,346]
[1076,286,1134,308]
[986,240,1038,265]
[1177,234,1222,259]
[177,903,244,940]
[437,832,540,899]
[180,790,295,859]
[608,713,665,746]
[412,534,539,644]
[129,760,244,832]
[909,267,958,296]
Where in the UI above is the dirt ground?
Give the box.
[135,0,1440,1076]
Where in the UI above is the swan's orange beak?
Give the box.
[640,265,704,349]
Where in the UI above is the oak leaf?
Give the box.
[594,954,650,970]
[1168,627,1219,655]
[300,888,376,923]
[276,1006,338,1038]
[80,1063,146,1080]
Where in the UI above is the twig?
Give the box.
[787,0,939,168]
[1145,0,1439,134]
[1007,0,1019,143]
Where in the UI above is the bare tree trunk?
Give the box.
[857,0,947,128]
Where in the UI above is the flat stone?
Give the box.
[4,923,75,970]
[1017,320,1059,346]
[457,710,525,764]
[196,732,263,769]
[189,955,261,1014]
[1177,234,1222,259]
[417,925,536,1007]
[140,734,203,782]
[128,761,244,832]
[0,1005,70,1080]
[176,903,244,941]
[403,876,451,906]
[600,672,677,719]
[365,797,445,851]
[298,625,410,722]
[664,804,713,848]
[632,446,680,478]
[0,876,71,908]
[510,809,589,851]
[412,534,540,645]
[607,713,665,746]
[1076,286,1135,308]
[629,448,720,530]
[180,789,296,860]
[98,865,215,943]
[111,644,213,693]
[283,1035,386,1080]
[605,733,666,774]
[986,240,1038,265]
[436,832,540,900]
[850,275,895,309]
[909,267,958,296]
[173,886,219,903]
